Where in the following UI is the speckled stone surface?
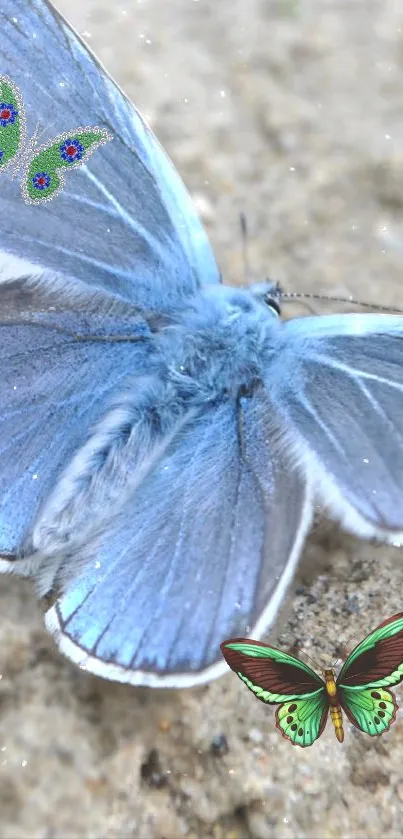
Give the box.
[2,1,403,837]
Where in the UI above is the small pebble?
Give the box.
[248,728,264,744]
[210,733,229,757]
[140,749,168,789]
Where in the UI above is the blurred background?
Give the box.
[2,1,403,836]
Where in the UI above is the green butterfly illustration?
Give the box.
[221,613,403,747]
[0,74,111,203]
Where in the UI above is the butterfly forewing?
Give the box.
[337,613,403,688]
[0,76,24,171]
[0,0,221,306]
[221,639,324,703]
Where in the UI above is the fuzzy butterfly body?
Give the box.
[0,75,111,203]
[221,614,403,746]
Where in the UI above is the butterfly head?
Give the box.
[247,280,283,317]
[323,667,336,679]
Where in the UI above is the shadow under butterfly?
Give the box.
[0,0,403,689]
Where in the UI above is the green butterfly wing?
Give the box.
[276,690,329,747]
[221,639,329,747]
[337,613,403,690]
[22,128,112,204]
[336,613,403,738]
[0,75,25,171]
[221,638,324,703]
[339,686,397,736]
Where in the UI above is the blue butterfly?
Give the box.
[1,0,403,689]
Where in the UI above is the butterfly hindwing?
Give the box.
[266,314,403,539]
[276,690,329,747]
[43,393,311,687]
[0,75,24,171]
[339,686,397,736]
[221,639,324,702]
[337,613,403,689]
[22,128,112,204]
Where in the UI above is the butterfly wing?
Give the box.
[0,0,220,307]
[337,613,403,688]
[336,614,403,737]
[276,692,329,747]
[221,638,328,747]
[22,128,111,204]
[221,639,324,702]
[0,75,25,171]
[0,286,151,563]
[41,391,312,687]
[267,314,403,538]
[338,686,397,736]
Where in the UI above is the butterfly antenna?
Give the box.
[294,644,322,671]
[240,212,251,284]
[10,133,39,180]
[10,120,46,181]
[332,631,358,669]
[279,290,403,315]
[32,120,46,145]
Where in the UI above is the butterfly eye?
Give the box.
[264,294,281,317]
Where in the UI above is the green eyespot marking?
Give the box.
[0,75,112,204]
[221,613,403,748]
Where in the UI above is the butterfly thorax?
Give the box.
[323,668,344,742]
[164,285,282,402]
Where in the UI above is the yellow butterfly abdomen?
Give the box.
[324,669,344,743]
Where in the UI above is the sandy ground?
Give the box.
[2,0,403,837]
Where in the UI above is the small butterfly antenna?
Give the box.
[279,289,403,315]
[9,120,45,180]
[32,120,46,145]
[294,644,322,672]
[10,128,41,180]
[332,631,358,669]
[240,212,251,284]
